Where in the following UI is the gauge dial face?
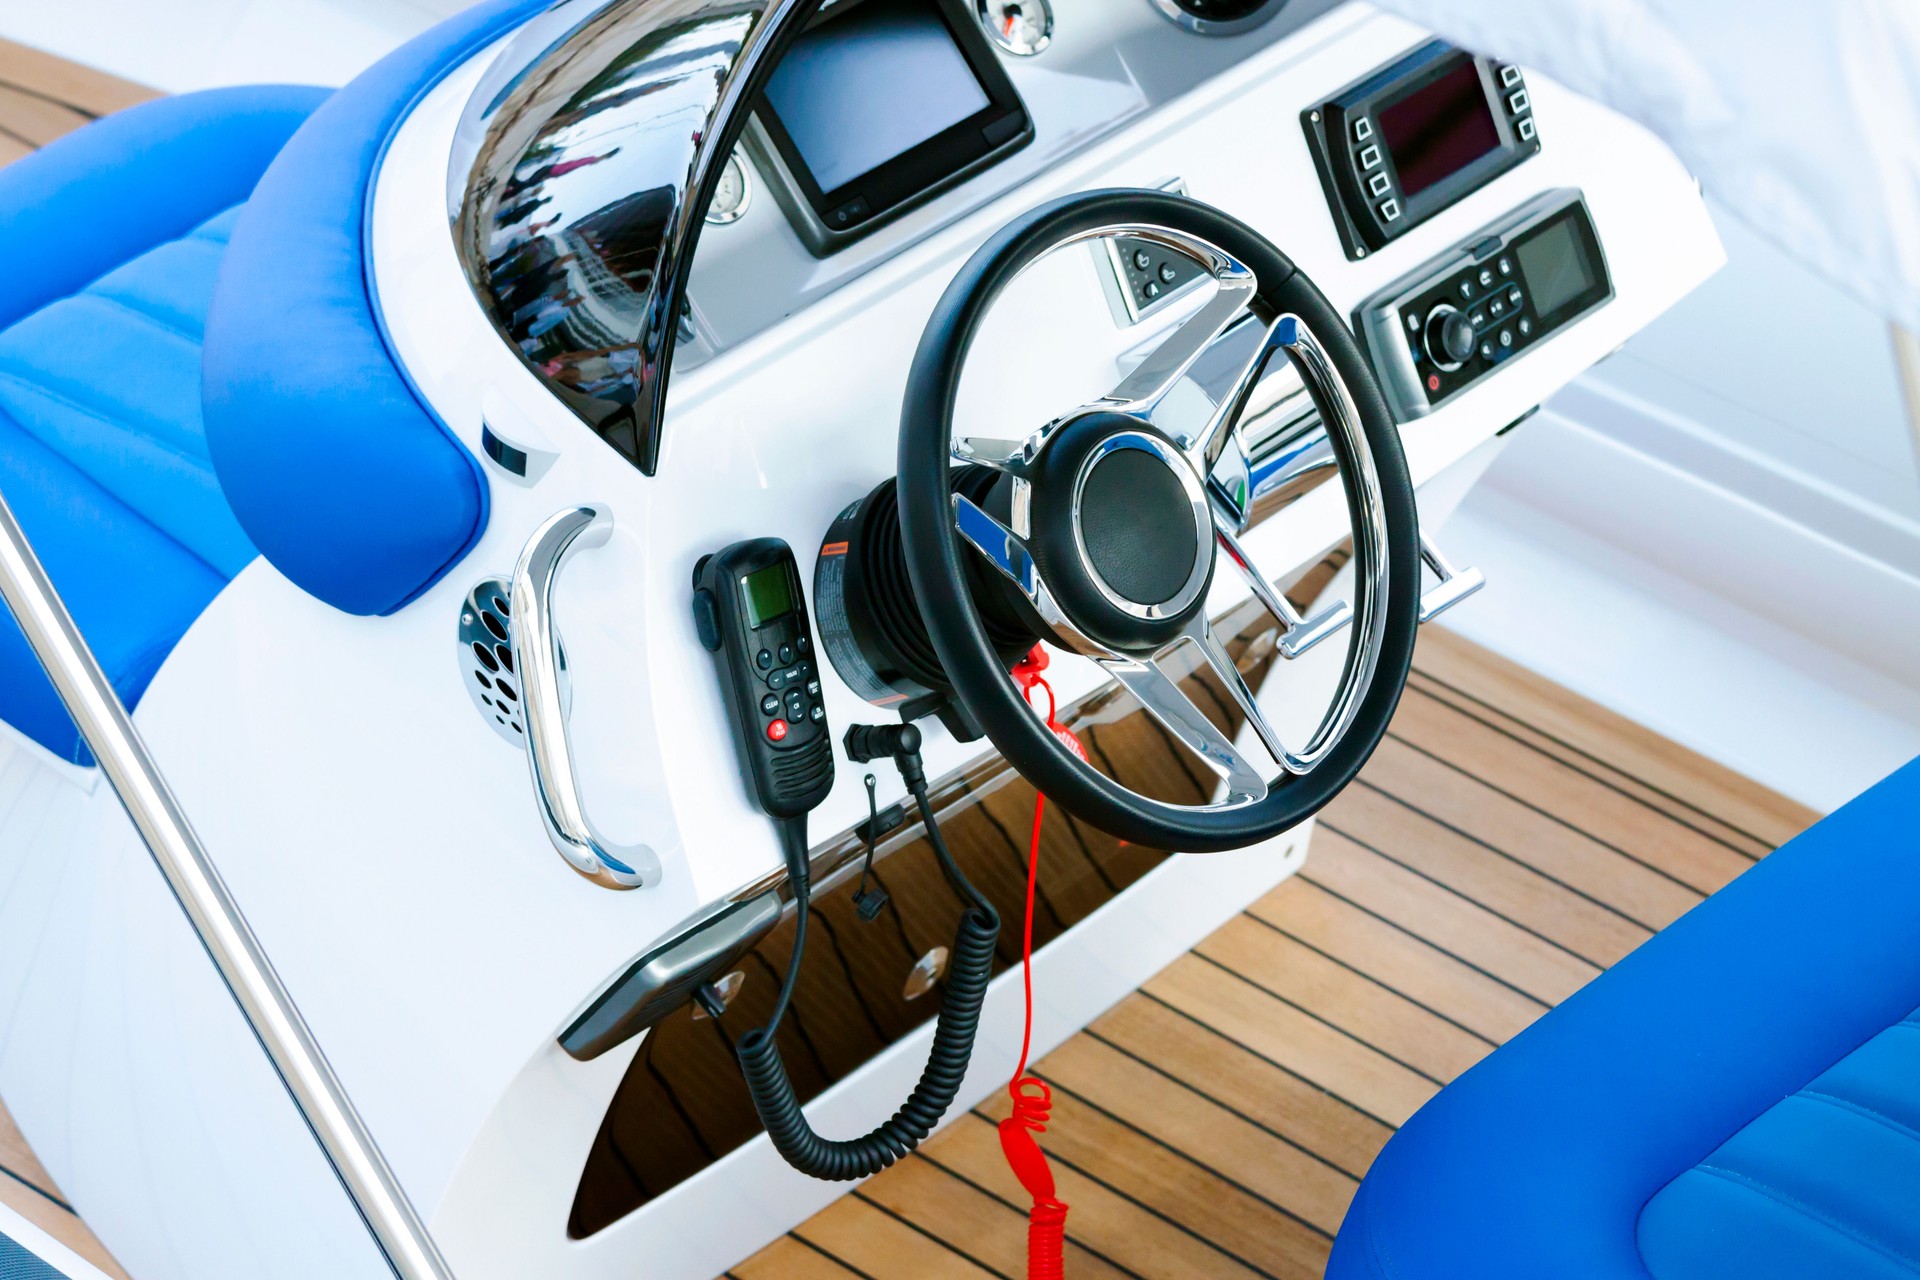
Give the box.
[1151,0,1283,36]
[706,153,752,225]
[977,0,1053,56]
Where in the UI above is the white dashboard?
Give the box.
[97,7,1725,1272]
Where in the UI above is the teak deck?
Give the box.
[733,627,1816,1280]
[0,40,1822,1278]
[0,627,1818,1279]
[0,38,154,166]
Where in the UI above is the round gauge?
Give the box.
[977,0,1053,56]
[705,152,752,225]
[1150,0,1286,37]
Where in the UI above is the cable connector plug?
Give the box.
[843,722,926,793]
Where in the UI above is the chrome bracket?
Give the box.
[511,506,661,890]
[1417,534,1487,623]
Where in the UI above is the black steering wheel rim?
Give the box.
[899,189,1422,852]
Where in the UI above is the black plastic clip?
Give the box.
[852,773,891,922]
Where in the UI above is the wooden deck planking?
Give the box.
[751,626,1815,1278]
[0,617,1814,1279]
[0,37,155,165]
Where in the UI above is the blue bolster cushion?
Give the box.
[202,0,551,616]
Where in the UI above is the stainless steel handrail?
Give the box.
[510,505,661,889]
[0,489,455,1280]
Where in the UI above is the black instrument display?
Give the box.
[748,0,1033,256]
[692,540,835,819]
[1303,40,1540,259]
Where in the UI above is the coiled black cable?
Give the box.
[736,783,1001,1181]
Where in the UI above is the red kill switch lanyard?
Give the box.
[1003,645,1080,1279]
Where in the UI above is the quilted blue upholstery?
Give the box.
[1639,1010,1920,1280]
[0,1226,67,1278]
[0,89,326,764]
[202,0,551,616]
[1327,757,1920,1280]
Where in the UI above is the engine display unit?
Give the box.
[1303,40,1540,259]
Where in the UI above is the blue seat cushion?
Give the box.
[0,88,327,764]
[202,0,552,617]
[1328,757,1920,1280]
[1639,1009,1920,1280]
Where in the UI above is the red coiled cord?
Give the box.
[1001,647,1079,1279]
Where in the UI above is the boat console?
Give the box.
[0,1,1726,1277]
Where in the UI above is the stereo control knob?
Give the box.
[1424,305,1476,372]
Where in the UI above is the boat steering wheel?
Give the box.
[898,189,1422,852]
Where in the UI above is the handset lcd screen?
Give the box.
[740,564,795,629]
[762,0,991,194]
[1377,57,1500,199]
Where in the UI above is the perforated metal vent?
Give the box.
[459,577,568,746]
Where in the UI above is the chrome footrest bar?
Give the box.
[1417,534,1488,624]
[0,489,456,1280]
[1231,527,1485,654]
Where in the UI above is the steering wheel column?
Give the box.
[900,190,1423,852]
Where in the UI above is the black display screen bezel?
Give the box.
[1510,202,1610,329]
[752,0,1030,238]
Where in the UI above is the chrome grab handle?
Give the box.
[510,506,661,890]
[1417,534,1487,623]
[0,490,458,1280]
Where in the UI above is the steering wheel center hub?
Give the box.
[1027,413,1214,651]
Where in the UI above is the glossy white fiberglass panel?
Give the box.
[0,5,1722,1280]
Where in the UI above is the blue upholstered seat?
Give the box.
[0,0,549,763]
[0,89,328,763]
[1329,758,1920,1280]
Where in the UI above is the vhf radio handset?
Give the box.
[692,538,1000,1183]
[692,539,835,817]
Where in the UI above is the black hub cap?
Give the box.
[1024,412,1213,652]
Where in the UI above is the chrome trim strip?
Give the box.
[511,506,662,889]
[0,491,458,1280]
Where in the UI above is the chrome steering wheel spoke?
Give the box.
[952,433,1037,476]
[953,491,1039,600]
[1104,264,1255,443]
[1183,614,1306,778]
[1211,508,1354,660]
[1092,649,1269,805]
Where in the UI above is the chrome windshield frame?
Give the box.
[449,0,823,475]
